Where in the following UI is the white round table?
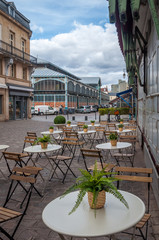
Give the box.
[96,142,132,150]
[41,130,62,135]
[87,124,100,127]
[116,129,132,134]
[78,130,96,135]
[42,190,145,239]
[0,145,9,179]
[116,123,129,126]
[0,145,9,151]
[24,144,62,191]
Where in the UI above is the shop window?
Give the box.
[10,64,16,78]
[23,67,27,80]
[0,95,2,114]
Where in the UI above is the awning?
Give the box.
[7,84,33,92]
[108,0,140,24]
[109,88,133,107]
[0,83,8,89]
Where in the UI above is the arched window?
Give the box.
[68,81,74,92]
[81,86,85,95]
[86,88,89,96]
[76,84,80,94]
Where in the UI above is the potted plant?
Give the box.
[119,119,123,124]
[34,135,52,149]
[118,124,124,132]
[90,120,95,126]
[60,161,129,216]
[49,126,54,133]
[67,120,71,126]
[83,124,88,132]
[109,133,118,146]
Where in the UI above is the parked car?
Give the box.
[90,105,99,112]
[34,105,58,115]
[76,105,91,113]
[31,106,35,115]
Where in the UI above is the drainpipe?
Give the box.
[148,0,159,39]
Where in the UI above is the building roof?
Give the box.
[32,67,65,78]
[0,0,30,30]
[36,59,81,81]
[79,77,101,86]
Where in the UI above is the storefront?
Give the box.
[8,84,33,120]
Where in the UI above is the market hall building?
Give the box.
[0,0,37,121]
[31,61,109,110]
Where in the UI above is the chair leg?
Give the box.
[0,226,15,240]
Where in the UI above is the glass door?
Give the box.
[16,100,21,119]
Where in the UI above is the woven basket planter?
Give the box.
[88,190,106,209]
[118,128,123,132]
[83,128,88,132]
[110,140,117,146]
[41,142,48,149]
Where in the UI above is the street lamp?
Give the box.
[123,69,126,79]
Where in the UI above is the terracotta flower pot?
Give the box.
[88,190,106,209]
[110,140,117,146]
[41,142,48,149]
[49,129,54,133]
[91,122,95,126]
[83,128,88,132]
[119,128,123,132]
[67,124,71,127]
[120,121,123,124]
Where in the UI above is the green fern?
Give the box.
[60,161,129,216]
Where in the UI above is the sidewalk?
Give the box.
[0,119,159,240]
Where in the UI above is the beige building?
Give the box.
[111,79,128,93]
[0,1,36,121]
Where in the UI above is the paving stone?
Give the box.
[0,119,159,240]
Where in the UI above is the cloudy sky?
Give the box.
[13,0,127,88]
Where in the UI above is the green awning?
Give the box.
[109,0,116,23]
[118,0,127,24]
[108,0,141,24]
[130,0,140,20]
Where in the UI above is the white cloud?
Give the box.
[31,22,126,86]
[31,24,44,33]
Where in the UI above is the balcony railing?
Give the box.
[0,40,37,64]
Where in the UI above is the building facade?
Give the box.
[108,0,159,204]
[31,62,109,109]
[0,0,36,121]
[111,79,128,93]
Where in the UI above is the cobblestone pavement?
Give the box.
[0,119,159,240]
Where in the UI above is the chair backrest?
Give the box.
[63,127,73,133]
[114,166,152,212]
[27,132,37,137]
[99,121,107,126]
[0,166,42,239]
[80,148,104,171]
[106,123,116,130]
[2,152,25,174]
[22,136,37,152]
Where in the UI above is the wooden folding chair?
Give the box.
[106,123,116,131]
[49,141,77,183]
[114,166,152,240]
[77,122,85,130]
[0,166,42,240]
[2,152,28,175]
[93,127,105,144]
[99,121,107,127]
[27,132,37,137]
[80,148,115,172]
